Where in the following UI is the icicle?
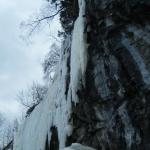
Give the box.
[70,0,87,103]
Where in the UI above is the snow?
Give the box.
[61,143,96,150]
[14,54,73,149]
[14,0,87,150]
[14,70,72,150]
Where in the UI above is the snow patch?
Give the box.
[62,143,96,150]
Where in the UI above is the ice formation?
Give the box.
[13,0,87,150]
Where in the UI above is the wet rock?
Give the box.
[66,0,150,150]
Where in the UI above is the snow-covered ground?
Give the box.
[62,143,95,150]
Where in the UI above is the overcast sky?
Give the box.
[0,0,60,121]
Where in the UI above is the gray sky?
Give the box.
[0,0,60,121]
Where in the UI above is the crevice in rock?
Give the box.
[65,49,71,98]
[45,134,50,150]
[49,127,59,150]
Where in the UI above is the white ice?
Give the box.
[14,0,87,149]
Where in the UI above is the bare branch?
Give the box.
[21,8,63,37]
[2,140,13,150]
[32,8,63,24]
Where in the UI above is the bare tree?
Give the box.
[20,0,62,38]
[42,43,60,82]
[18,82,48,109]
[1,124,14,150]
[2,140,13,150]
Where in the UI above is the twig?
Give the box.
[30,8,63,25]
